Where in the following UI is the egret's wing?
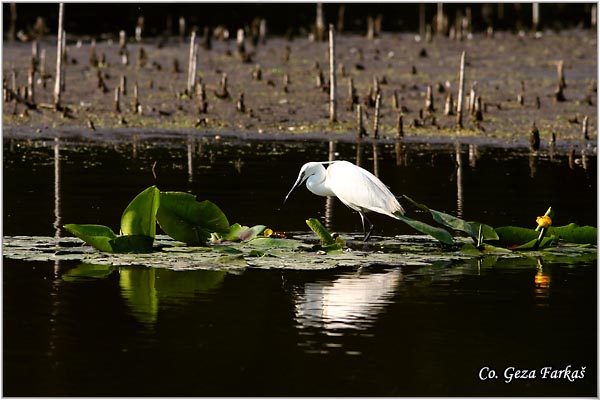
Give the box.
[327,161,404,216]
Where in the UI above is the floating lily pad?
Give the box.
[3,234,596,272]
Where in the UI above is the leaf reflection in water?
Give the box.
[293,268,402,331]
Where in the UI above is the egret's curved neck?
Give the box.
[306,165,335,197]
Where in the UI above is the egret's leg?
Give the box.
[359,212,375,241]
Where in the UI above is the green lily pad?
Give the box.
[395,213,455,245]
[110,234,155,253]
[121,186,160,238]
[157,191,229,246]
[63,224,117,253]
[548,223,597,244]
[403,195,497,241]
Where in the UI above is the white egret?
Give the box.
[285,161,405,241]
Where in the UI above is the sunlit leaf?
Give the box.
[63,223,117,252]
[306,218,335,245]
[395,213,454,245]
[121,186,160,238]
[157,191,229,245]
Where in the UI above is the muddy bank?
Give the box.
[3,29,597,149]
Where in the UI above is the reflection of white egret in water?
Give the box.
[293,269,402,331]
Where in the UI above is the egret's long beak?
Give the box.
[283,173,305,205]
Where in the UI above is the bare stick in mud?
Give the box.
[27,63,35,104]
[532,3,540,32]
[32,41,40,69]
[202,26,212,50]
[468,83,476,115]
[425,84,434,113]
[456,51,465,129]
[90,38,98,67]
[582,115,589,140]
[133,81,140,113]
[474,95,483,121]
[329,24,337,123]
[259,19,268,44]
[347,77,358,110]
[179,17,186,42]
[557,60,566,89]
[53,3,64,110]
[337,5,345,33]
[444,92,455,115]
[40,49,47,88]
[120,75,127,96]
[373,91,382,138]
[357,104,366,139]
[392,89,399,110]
[283,72,290,93]
[8,3,17,42]
[252,64,262,81]
[114,87,121,113]
[236,28,246,58]
[396,113,404,138]
[530,122,540,151]
[187,30,197,93]
[554,83,566,102]
[236,92,245,113]
[436,3,445,35]
[367,16,375,40]
[197,82,208,113]
[315,3,325,41]
[119,30,126,51]
[215,73,230,99]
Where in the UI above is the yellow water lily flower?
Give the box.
[536,215,552,228]
[263,228,274,237]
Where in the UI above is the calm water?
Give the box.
[3,134,597,396]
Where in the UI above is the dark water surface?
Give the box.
[3,135,597,396]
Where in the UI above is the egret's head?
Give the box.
[284,162,325,204]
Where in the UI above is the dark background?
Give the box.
[3,3,596,38]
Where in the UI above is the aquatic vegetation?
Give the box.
[65,186,597,263]
[65,186,268,253]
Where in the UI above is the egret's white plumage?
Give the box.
[285,161,404,241]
